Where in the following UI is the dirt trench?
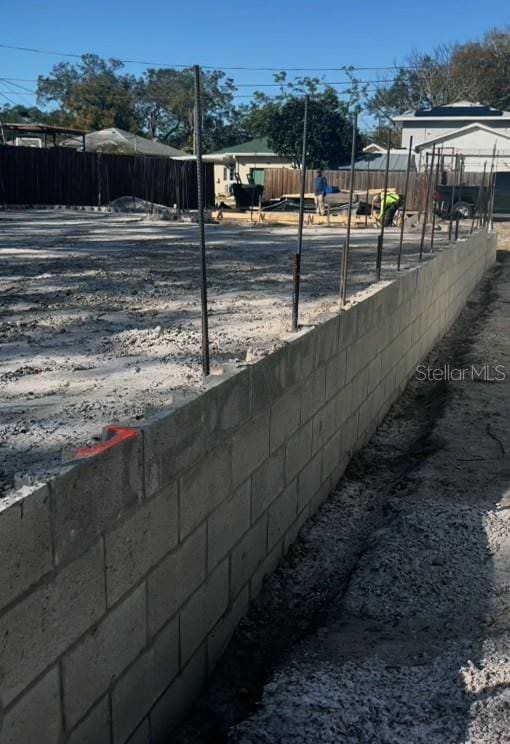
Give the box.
[173,249,510,743]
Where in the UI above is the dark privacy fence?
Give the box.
[0,145,214,208]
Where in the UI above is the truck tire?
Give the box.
[452,201,473,219]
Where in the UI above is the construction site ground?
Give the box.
[174,232,510,743]
[0,209,461,496]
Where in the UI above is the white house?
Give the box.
[394,101,510,172]
[179,138,293,202]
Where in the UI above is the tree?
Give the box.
[0,103,62,126]
[450,28,510,110]
[239,77,361,168]
[37,55,140,132]
[137,67,240,151]
[367,26,510,120]
[367,47,456,122]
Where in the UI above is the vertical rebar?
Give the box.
[485,144,497,227]
[364,161,370,228]
[430,148,442,253]
[489,150,499,230]
[471,161,487,234]
[397,136,413,271]
[375,235,382,281]
[419,144,436,261]
[378,129,392,252]
[193,64,210,376]
[291,94,309,332]
[339,111,358,306]
[448,153,459,241]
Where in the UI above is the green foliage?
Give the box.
[237,74,362,168]
[0,104,62,126]
[138,67,238,151]
[37,55,140,131]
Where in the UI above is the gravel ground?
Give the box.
[173,238,510,744]
[0,209,454,495]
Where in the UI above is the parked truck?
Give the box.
[435,172,510,219]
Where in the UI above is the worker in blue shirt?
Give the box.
[314,169,328,216]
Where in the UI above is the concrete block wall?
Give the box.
[0,230,497,744]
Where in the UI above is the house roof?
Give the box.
[394,101,510,122]
[413,122,510,150]
[2,122,87,136]
[338,151,415,171]
[85,128,187,157]
[207,138,277,157]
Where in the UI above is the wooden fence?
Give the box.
[0,145,214,208]
[264,168,486,210]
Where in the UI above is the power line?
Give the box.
[0,78,37,94]
[0,90,17,105]
[0,41,419,72]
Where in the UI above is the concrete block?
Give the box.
[321,431,343,483]
[63,584,146,728]
[149,644,207,744]
[0,541,105,706]
[67,696,111,744]
[251,346,288,412]
[300,366,326,422]
[0,485,52,610]
[315,315,339,366]
[111,615,179,744]
[125,719,150,744]
[345,335,373,384]
[142,396,205,498]
[287,328,317,384]
[207,584,249,672]
[230,516,267,598]
[147,524,206,636]
[297,454,321,514]
[284,506,310,554]
[250,539,284,600]
[231,410,270,488]
[338,304,359,350]
[203,366,252,446]
[180,559,229,665]
[51,433,142,566]
[382,280,400,316]
[366,353,382,395]
[208,481,251,570]
[341,412,360,458]
[105,484,178,606]
[252,446,285,523]
[325,350,347,400]
[0,667,61,744]
[179,445,232,539]
[268,480,298,550]
[285,421,313,484]
[348,367,369,415]
[355,294,375,338]
[311,397,338,454]
[269,387,300,452]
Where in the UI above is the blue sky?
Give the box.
[0,0,508,125]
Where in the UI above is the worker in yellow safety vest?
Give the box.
[373,191,401,226]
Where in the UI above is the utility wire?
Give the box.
[0,42,421,72]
